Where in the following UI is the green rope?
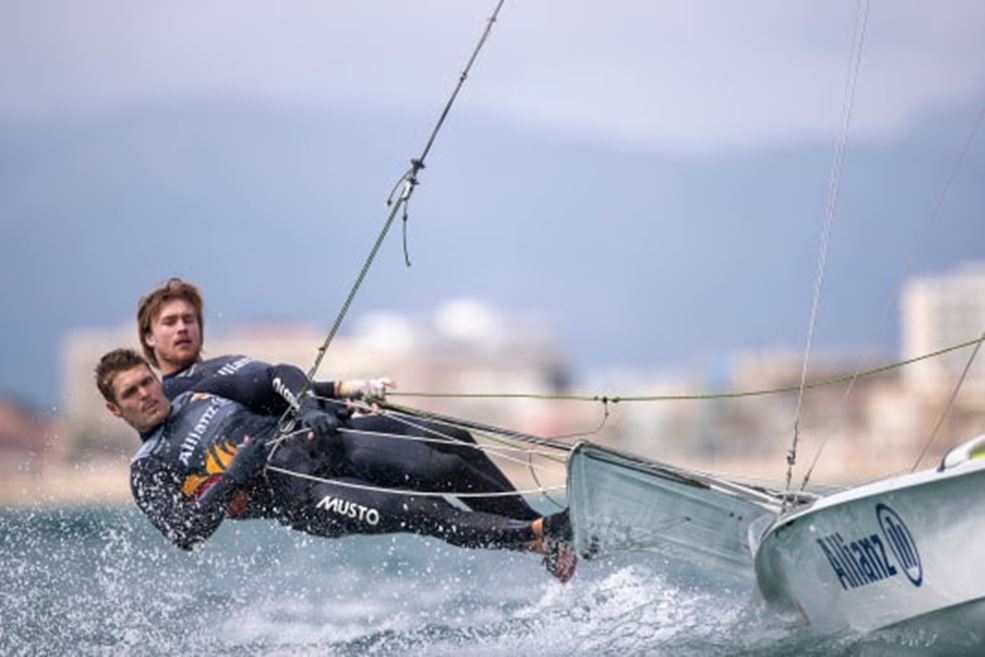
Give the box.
[388,335,984,404]
[277,1,508,432]
[306,0,507,380]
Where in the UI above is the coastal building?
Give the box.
[902,262,985,394]
[59,299,574,461]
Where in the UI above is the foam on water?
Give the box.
[0,507,974,656]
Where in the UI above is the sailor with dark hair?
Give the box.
[96,348,576,581]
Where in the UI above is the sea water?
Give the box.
[0,507,972,656]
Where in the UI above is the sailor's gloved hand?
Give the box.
[299,398,340,439]
[337,378,394,401]
[224,437,269,485]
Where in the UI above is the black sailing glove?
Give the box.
[299,398,340,441]
[224,437,270,485]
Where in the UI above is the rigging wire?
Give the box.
[313,394,569,463]
[266,327,984,497]
[271,330,978,502]
[909,327,985,472]
[783,0,870,506]
[799,100,985,491]
[797,371,862,492]
[377,399,573,508]
[337,425,565,463]
[385,335,984,404]
[338,426,566,475]
[347,404,567,471]
[527,452,567,510]
[266,398,568,498]
[265,464,564,498]
[546,396,612,441]
[383,401,575,454]
[260,0,979,500]
[266,399,568,498]
[278,0,508,434]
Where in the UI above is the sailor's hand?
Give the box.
[225,436,268,485]
[337,378,394,401]
[299,400,340,439]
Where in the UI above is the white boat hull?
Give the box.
[753,450,985,633]
[568,442,778,573]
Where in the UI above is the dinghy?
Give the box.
[567,434,985,634]
[567,441,782,574]
[752,434,985,633]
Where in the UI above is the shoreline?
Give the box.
[0,461,131,508]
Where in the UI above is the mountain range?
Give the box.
[1,101,982,409]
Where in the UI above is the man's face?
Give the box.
[144,298,202,374]
[106,364,171,433]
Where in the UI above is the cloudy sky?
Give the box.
[1,1,983,408]
[4,1,984,149]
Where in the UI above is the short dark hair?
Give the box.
[95,348,151,403]
[136,278,205,367]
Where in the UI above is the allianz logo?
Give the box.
[816,502,923,591]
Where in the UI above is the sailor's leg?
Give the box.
[272,473,538,550]
[413,422,545,518]
[343,414,539,520]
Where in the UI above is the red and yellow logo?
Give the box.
[180,439,251,517]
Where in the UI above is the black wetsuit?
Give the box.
[161,355,339,401]
[133,360,538,551]
[161,356,539,521]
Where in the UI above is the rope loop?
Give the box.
[384,160,427,267]
[284,1,509,438]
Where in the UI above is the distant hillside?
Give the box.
[1,101,982,406]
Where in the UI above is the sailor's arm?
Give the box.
[130,459,227,551]
[130,440,267,551]
[184,363,341,438]
[186,362,318,413]
[184,358,391,409]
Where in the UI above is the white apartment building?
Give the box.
[901,262,985,394]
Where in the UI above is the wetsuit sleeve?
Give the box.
[188,363,314,414]
[312,381,339,399]
[130,458,231,551]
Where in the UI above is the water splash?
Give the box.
[0,508,975,656]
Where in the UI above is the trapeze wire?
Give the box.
[311,394,570,474]
[339,428,566,468]
[263,464,565,499]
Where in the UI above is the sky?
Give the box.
[3,2,984,149]
[1,1,984,410]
